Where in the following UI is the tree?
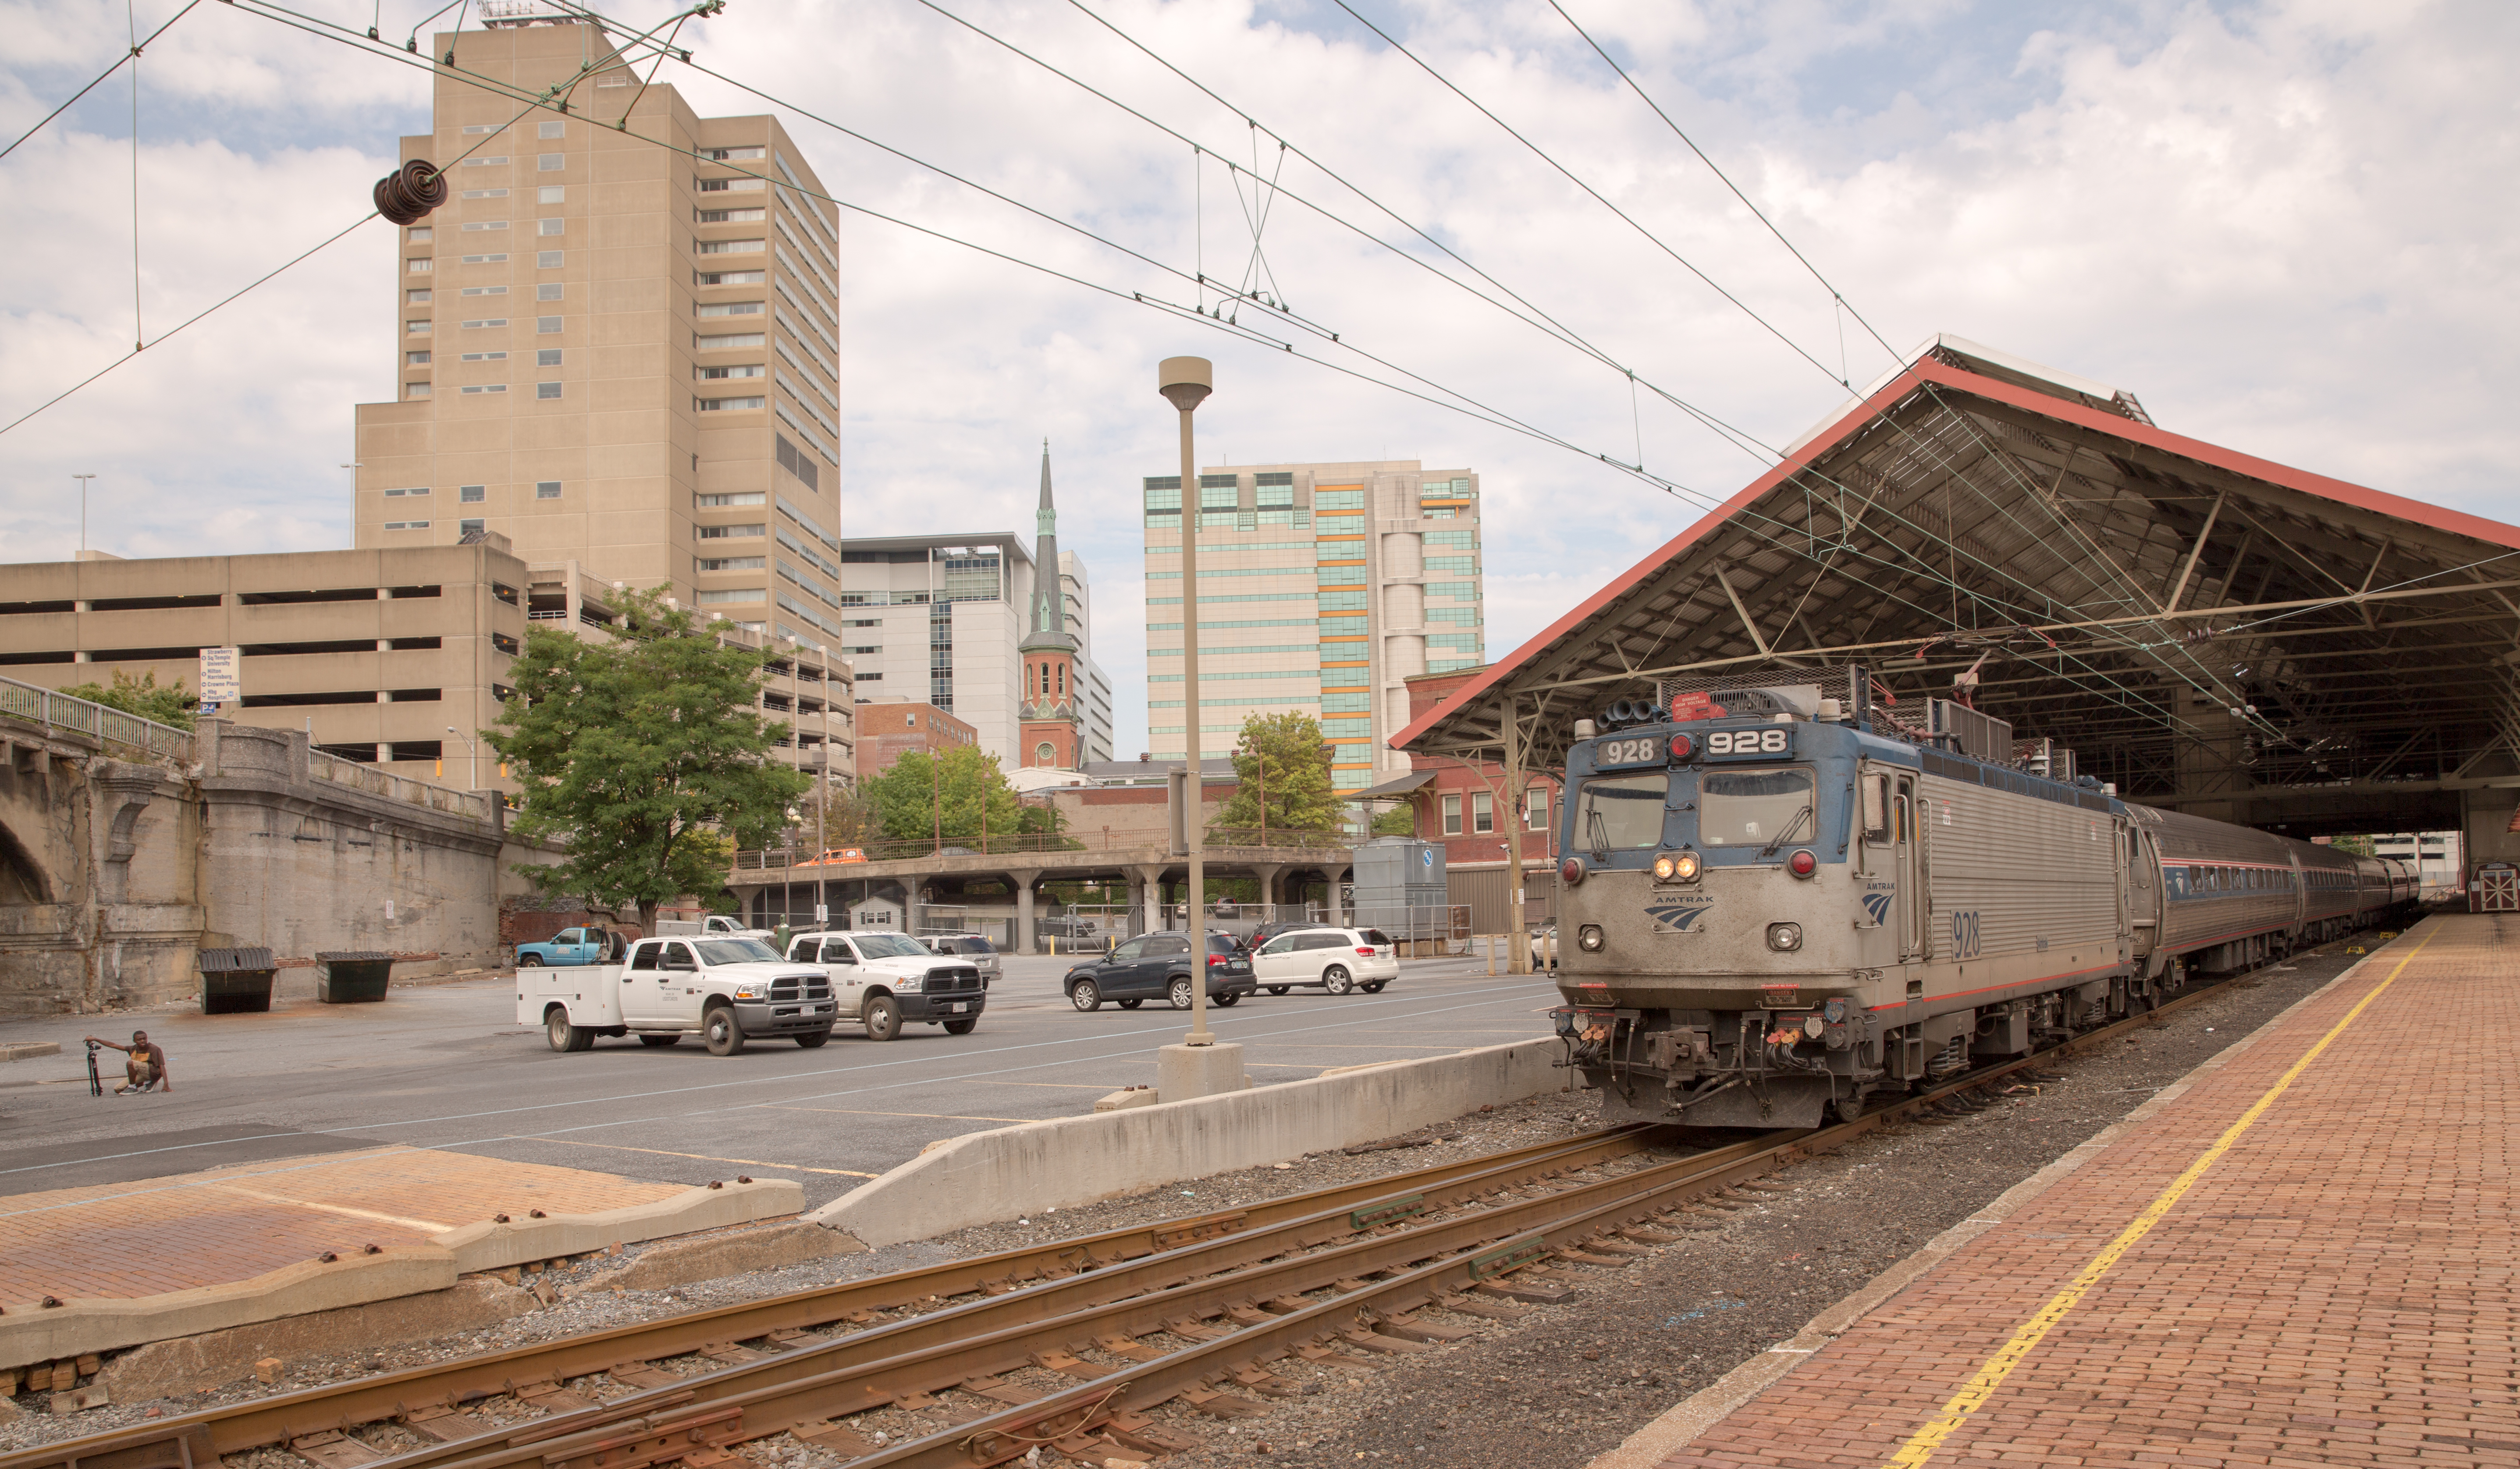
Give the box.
[484,586,809,929]
[60,670,196,729]
[1370,803,1419,837]
[861,745,1028,848]
[1209,711,1343,837]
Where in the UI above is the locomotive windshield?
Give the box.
[1574,771,1667,854]
[1700,767,1813,848]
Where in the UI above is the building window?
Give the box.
[381,520,430,531]
[696,301,765,318]
[696,395,766,412]
[538,185,565,203]
[537,218,564,236]
[459,285,509,296]
[536,382,562,399]
[697,589,764,605]
[1035,742,1055,766]
[407,319,431,334]
[537,153,565,171]
[695,269,765,286]
[459,518,485,535]
[381,486,429,498]
[461,253,510,265]
[1441,795,1463,836]
[695,332,766,350]
[407,289,432,304]
[695,491,767,507]
[537,316,562,333]
[460,318,507,328]
[697,556,766,572]
[536,283,562,301]
[696,364,765,380]
[460,220,508,232]
[460,156,508,167]
[696,207,767,224]
[406,351,430,365]
[697,523,765,539]
[695,238,764,255]
[703,145,766,161]
[531,481,562,500]
[537,121,565,139]
[406,382,431,398]
[537,251,563,269]
[1525,787,1547,831]
[536,348,562,367]
[1471,791,1495,834]
[459,485,484,502]
[460,187,508,199]
[408,257,432,272]
[407,227,433,242]
[458,351,506,362]
[458,384,507,395]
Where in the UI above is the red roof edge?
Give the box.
[1392,357,2520,752]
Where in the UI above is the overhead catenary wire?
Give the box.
[0,0,201,164]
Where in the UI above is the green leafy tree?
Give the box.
[1210,711,1342,837]
[1370,802,1419,837]
[60,670,196,730]
[483,587,809,929]
[862,745,1030,847]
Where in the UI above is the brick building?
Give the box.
[853,700,977,780]
[1370,666,1560,930]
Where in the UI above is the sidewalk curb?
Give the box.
[1583,930,2415,1469]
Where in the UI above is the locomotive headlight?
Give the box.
[1652,850,1702,884]
[1559,855,1586,887]
[1767,922,1803,952]
[1578,924,1606,953]
[1787,849,1817,879]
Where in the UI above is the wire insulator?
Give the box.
[373,158,445,225]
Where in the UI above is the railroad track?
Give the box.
[10,967,2258,1469]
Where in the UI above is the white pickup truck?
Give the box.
[519,935,837,1055]
[652,914,774,940]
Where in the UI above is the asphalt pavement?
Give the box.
[0,953,1563,1210]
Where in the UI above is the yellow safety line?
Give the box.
[1880,926,2437,1468]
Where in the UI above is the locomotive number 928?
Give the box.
[1549,684,2417,1128]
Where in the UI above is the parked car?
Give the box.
[791,848,867,870]
[653,914,774,940]
[515,926,626,967]
[1063,930,1256,1012]
[1529,925,1560,972]
[1248,926,1399,995]
[519,936,834,1054]
[1244,918,1335,952]
[784,930,988,1037]
[919,934,1002,987]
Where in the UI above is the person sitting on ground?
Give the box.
[86,1030,171,1095]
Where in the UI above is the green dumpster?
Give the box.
[314,950,396,1004]
[198,947,277,1014]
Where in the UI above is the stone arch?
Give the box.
[0,817,50,905]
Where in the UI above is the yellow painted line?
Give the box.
[529,1138,875,1178]
[209,1184,453,1233]
[1880,927,2437,1467]
[761,1105,1037,1124]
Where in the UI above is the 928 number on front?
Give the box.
[1706,728,1789,756]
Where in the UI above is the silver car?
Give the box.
[921,933,1002,988]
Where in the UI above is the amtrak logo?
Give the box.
[1861,892,1894,924]
[1646,899,1715,932]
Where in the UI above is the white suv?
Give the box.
[1247,926,1399,995]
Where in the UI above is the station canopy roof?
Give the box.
[1397,337,2520,837]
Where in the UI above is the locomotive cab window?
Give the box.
[1573,771,1668,852]
[1861,773,1890,844]
[1702,767,1813,848]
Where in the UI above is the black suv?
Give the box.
[1063,930,1257,1012]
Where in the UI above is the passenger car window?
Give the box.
[1861,774,1890,844]
[662,942,697,971]
[1108,937,1148,963]
[555,927,583,944]
[819,940,857,965]
[963,937,995,954]
[1259,936,1296,955]
[1361,929,1392,947]
[629,943,659,971]
[1575,771,1667,851]
[1150,936,1190,956]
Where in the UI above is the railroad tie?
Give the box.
[1473,1278,1577,1304]
[1373,1313,1475,1344]
[790,1421,877,1456]
[513,1380,597,1412]
[1031,1348,1105,1380]
[1339,1325,1436,1355]
[1221,1303,1273,1326]
[1435,1292,1526,1321]
[1294,1341,1381,1368]
[1103,1410,1203,1457]
[290,1431,384,1469]
[1095,1333,1166,1363]
[1177,1387,1269,1417]
[698,1341,766,1365]
[1162,1315,1232,1342]
[397,1405,491,1443]
[1619,1227,1688,1244]
[605,1361,682,1389]
[1229,1363,1314,1398]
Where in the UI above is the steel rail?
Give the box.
[0,1126,1661,1469]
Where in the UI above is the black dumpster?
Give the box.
[198,947,278,1014]
[314,951,397,1004]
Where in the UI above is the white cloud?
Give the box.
[2,0,2513,764]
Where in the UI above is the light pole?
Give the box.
[1159,355,1220,1053]
[71,475,96,555]
[444,726,479,790]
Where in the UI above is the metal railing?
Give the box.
[732,826,1349,871]
[0,673,196,763]
[308,749,494,823]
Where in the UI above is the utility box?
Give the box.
[314,951,396,1004]
[1352,837,1448,938]
[198,947,277,1014]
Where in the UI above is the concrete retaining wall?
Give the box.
[810,1036,1564,1248]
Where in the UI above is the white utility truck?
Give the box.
[652,914,774,940]
[782,930,988,1040]
[518,935,836,1055]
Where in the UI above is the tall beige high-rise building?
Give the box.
[353,12,850,776]
[1141,459,1483,795]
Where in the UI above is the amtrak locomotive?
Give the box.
[1551,681,2417,1127]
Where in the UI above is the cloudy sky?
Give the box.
[3,0,2513,757]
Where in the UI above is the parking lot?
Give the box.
[0,952,1562,1210]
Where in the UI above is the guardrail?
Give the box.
[0,673,195,763]
[308,749,494,823]
[732,827,1350,871]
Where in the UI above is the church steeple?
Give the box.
[1018,439,1081,769]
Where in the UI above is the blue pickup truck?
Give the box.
[515,927,626,968]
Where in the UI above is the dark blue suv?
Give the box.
[1064,931,1257,1011]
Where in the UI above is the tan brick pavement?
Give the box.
[1651,914,2520,1469]
[0,1146,684,1303]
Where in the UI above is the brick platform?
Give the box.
[0,1146,684,1303]
[1636,914,2518,1469]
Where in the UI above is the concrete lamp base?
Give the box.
[1158,1042,1248,1101]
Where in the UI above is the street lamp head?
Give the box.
[1158,356,1213,414]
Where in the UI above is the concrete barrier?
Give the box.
[435,1177,803,1274]
[810,1036,1563,1248]
[0,1247,457,1372]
